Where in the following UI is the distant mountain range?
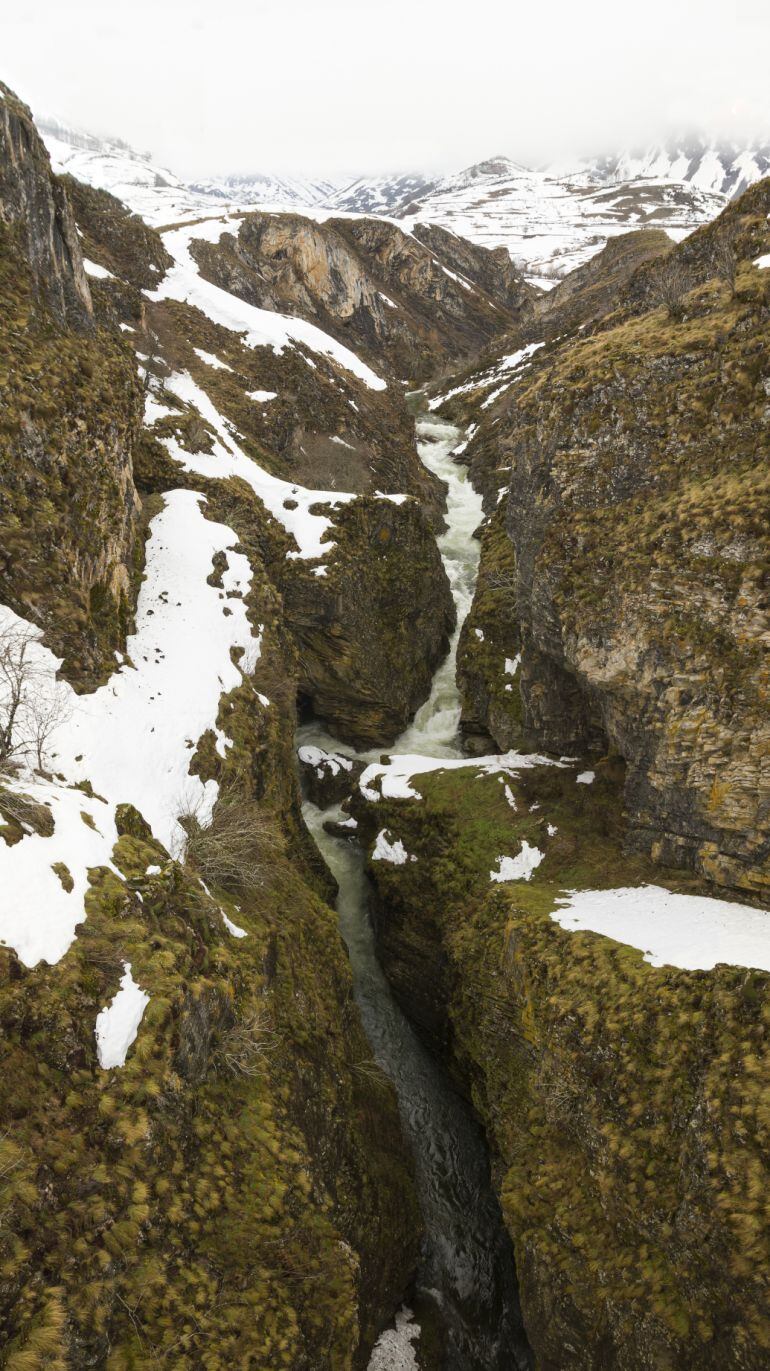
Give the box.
[38,114,770,283]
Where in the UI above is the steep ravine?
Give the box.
[299,415,533,1369]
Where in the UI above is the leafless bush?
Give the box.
[485,568,518,594]
[653,257,690,320]
[0,621,71,775]
[219,1006,279,1076]
[177,793,284,894]
[711,229,738,294]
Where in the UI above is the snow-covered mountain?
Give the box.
[589,137,770,197]
[327,171,440,216]
[188,171,338,209]
[398,156,728,284]
[38,115,770,283]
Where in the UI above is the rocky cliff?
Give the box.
[451,184,770,900]
[190,209,530,381]
[0,83,143,688]
[350,757,770,1371]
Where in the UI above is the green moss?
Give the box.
[0,220,143,688]
[355,755,770,1366]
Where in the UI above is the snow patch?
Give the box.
[371,829,415,865]
[83,258,113,279]
[359,751,562,803]
[367,1306,420,1371]
[193,347,232,371]
[94,963,150,1069]
[222,910,248,938]
[552,886,770,971]
[490,841,544,883]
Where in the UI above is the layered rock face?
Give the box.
[0,82,92,328]
[190,209,529,380]
[0,84,143,687]
[453,184,770,899]
[351,759,770,1371]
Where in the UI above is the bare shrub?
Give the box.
[0,621,71,775]
[653,257,690,320]
[219,1006,279,1077]
[711,229,738,295]
[177,793,284,895]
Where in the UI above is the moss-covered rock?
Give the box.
[0,522,421,1368]
[452,180,770,899]
[0,87,144,688]
[351,758,770,1370]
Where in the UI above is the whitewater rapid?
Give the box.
[299,415,531,1370]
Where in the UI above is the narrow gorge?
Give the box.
[0,70,769,1371]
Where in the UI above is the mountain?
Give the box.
[591,135,770,196]
[188,170,339,208]
[328,171,441,215]
[38,116,770,285]
[398,156,727,284]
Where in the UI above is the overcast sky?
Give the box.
[4,1,769,177]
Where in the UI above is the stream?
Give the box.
[299,416,532,1369]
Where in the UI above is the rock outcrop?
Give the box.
[531,227,671,337]
[0,83,142,688]
[0,82,92,328]
[190,210,529,381]
[453,183,770,900]
[282,494,455,747]
[351,757,770,1371]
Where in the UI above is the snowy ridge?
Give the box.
[150,218,387,391]
[0,490,262,969]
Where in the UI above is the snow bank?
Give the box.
[147,369,356,561]
[490,840,544,882]
[94,962,150,1068]
[359,750,563,802]
[151,219,387,390]
[60,490,260,850]
[551,885,770,971]
[372,829,415,865]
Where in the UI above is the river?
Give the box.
[299,415,532,1370]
